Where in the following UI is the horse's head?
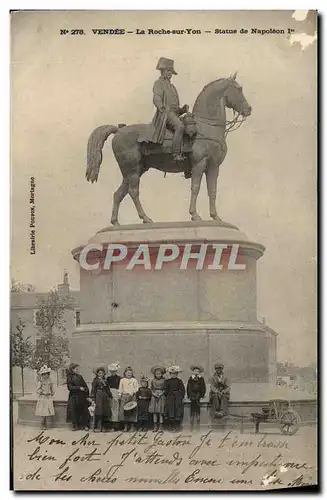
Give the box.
[224,72,252,117]
[182,112,198,139]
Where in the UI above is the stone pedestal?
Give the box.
[71,221,277,383]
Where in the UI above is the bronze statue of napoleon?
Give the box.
[86,57,252,225]
[140,57,191,163]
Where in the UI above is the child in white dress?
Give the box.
[118,367,139,432]
[35,365,55,429]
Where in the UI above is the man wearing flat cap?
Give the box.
[147,57,189,161]
[209,363,230,417]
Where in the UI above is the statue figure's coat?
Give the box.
[141,76,186,144]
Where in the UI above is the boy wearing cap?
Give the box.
[187,365,206,430]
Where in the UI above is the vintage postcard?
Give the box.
[10,10,317,491]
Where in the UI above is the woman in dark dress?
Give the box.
[91,367,112,432]
[164,366,185,432]
[66,363,91,431]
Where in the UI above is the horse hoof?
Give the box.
[211,215,222,222]
[111,220,120,226]
[142,218,153,224]
[191,215,202,222]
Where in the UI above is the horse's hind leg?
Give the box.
[128,168,153,224]
[111,169,151,225]
[111,179,129,225]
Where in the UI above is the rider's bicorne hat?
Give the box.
[156,57,177,75]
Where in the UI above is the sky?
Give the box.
[11,10,317,365]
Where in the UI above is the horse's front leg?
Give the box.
[205,163,221,221]
[189,158,207,221]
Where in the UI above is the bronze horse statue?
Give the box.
[86,73,252,225]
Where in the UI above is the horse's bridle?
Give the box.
[225,112,247,135]
[196,113,246,138]
[195,83,248,138]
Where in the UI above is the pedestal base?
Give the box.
[71,221,277,383]
[71,321,276,383]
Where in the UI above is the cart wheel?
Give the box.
[279,410,300,435]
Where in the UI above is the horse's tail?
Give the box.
[86,125,119,183]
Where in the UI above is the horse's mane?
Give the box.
[193,78,230,111]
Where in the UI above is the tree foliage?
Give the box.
[11,318,34,395]
[276,361,317,381]
[30,335,69,371]
[35,290,66,336]
[30,290,69,372]
[11,279,35,293]
[11,318,34,368]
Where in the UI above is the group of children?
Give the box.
[35,361,229,431]
[87,363,194,433]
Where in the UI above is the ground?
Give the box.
[12,419,317,491]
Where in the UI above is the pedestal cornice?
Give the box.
[72,221,265,261]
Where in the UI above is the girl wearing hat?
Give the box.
[106,362,121,431]
[148,366,166,432]
[187,365,206,431]
[91,367,112,432]
[164,366,185,432]
[35,365,55,429]
[136,375,152,431]
[66,363,90,431]
[118,367,139,432]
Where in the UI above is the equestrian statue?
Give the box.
[86,57,252,225]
